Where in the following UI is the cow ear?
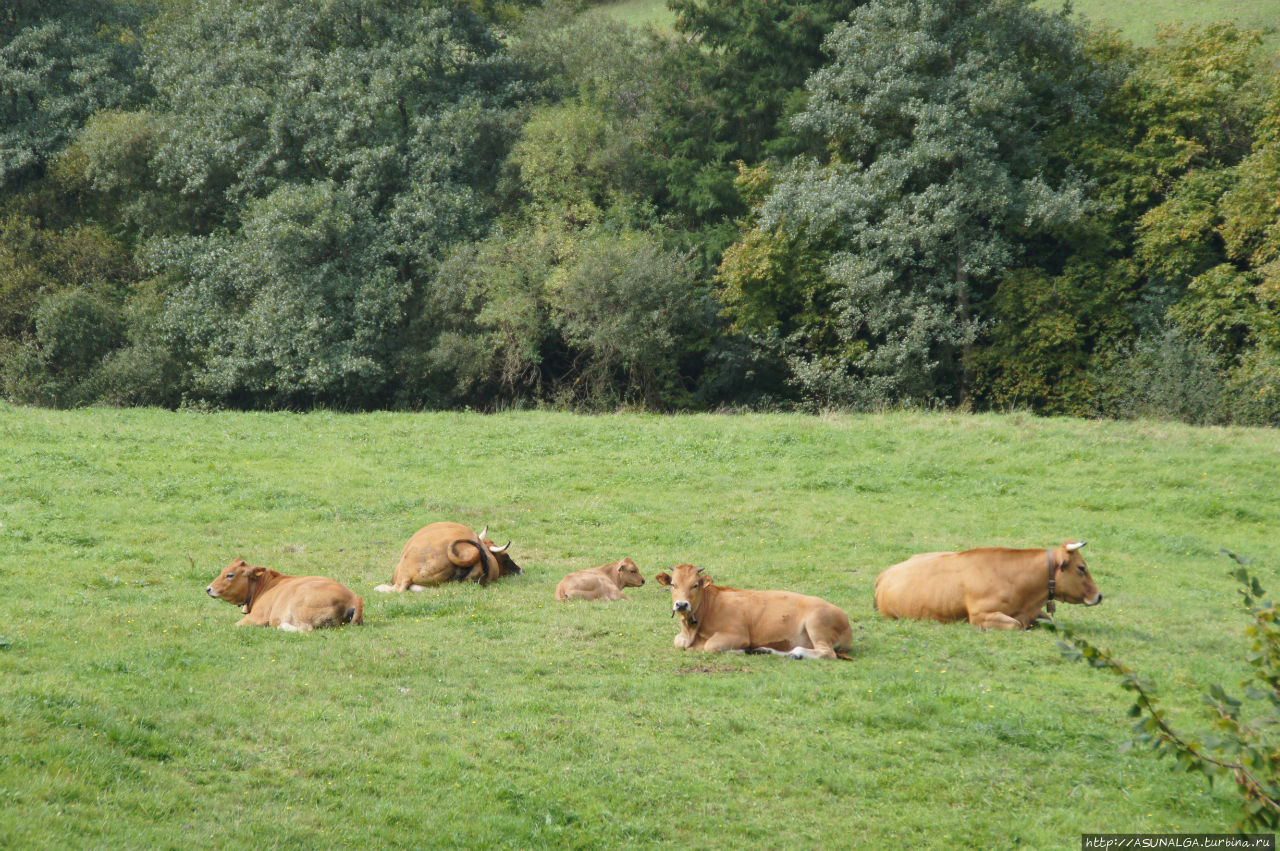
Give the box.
[249,565,266,579]
[655,572,672,586]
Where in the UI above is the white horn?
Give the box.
[477,525,489,541]
[489,541,510,554]
[1066,541,1086,552]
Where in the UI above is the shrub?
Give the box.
[1087,326,1228,425]
[1046,551,1280,831]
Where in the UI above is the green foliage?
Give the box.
[1047,551,1280,831]
[1086,326,1229,425]
[407,221,704,410]
[1,289,127,406]
[738,0,1105,408]
[974,23,1278,420]
[154,182,408,408]
[643,0,864,230]
[0,0,150,190]
[970,261,1139,415]
[547,229,704,407]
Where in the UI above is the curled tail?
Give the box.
[344,596,364,625]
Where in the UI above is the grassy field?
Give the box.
[596,0,1280,47]
[1,405,1278,847]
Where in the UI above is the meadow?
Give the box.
[597,0,1280,46]
[1,404,1278,847]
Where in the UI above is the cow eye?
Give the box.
[225,573,235,579]
[1077,565,1085,573]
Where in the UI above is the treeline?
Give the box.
[1,0,1277,422]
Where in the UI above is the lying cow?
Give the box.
[555,557,645,601]
[375,521,521,592]
[206,558,363,632]
[873,540,1102,630]
[654,563,853,660]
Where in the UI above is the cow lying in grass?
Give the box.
[376,521,522,591]
[555,557,645,601]
[873,540,1102,629]
[206,558,363,632]
[655,563,852,660]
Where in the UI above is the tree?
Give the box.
[0,0,149,190]
[644,0,865,237]
[120,0,529,407]
[729,0,1105,408]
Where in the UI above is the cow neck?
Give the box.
[688,583,720,629]
[1045,550,1057,617]
[243,573,262,615]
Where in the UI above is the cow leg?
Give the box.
[970,611,1024,630]
[749,645,833,660]
[703,633,750,653]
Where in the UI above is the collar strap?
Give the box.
[243,574,260,615]
[1045,549,1057,616]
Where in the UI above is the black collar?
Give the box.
[1045,549,1057,616]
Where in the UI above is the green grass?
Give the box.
[1,405,1278,847]
[597,0,1280,47]
[591,0,674,32]
[1054,0,1280,47]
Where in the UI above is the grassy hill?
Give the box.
[595,0,1280,47]
[2,405,1278,846]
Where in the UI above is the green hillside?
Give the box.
[596,0,1280,46]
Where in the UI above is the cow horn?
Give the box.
[696,567,705,575]
[1066,541,1086,552]
[489,541,510,554]
[477,525,489,541]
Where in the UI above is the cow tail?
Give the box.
[345,596,364,625]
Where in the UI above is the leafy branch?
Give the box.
[1042,550,1280,830]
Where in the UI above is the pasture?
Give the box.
[1,405,1277,847]
[597,0,1280,47]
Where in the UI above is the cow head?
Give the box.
[1053,541,1102,606]
[614,557,645,589]
[476,525,522,576]
[654,563,709,625]
[206,558,267,607]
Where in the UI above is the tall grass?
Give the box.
[1,405,1277,847]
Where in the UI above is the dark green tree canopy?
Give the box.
[746,0,1106,407]
[0,0,149,189]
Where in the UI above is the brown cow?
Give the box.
[375,522,521,592]
[206,558,363,632]
[555,557,645,601]
[873,540,1102,630]
[654,564,853,660]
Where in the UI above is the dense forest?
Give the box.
[1,0,1277,422]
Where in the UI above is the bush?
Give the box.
[1087,326,1228,425]
[548,230,704,408]
[1046,551,1280,831]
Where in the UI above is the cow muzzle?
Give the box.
[205,586,217,598]
[672,600,697,626]
[1085,593,1102,606]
